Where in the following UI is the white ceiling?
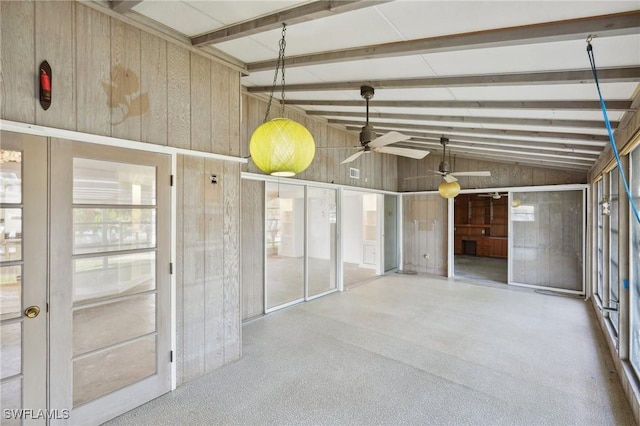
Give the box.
[120,0,640,172]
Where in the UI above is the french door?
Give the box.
[0,131,171,425]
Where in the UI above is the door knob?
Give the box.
[24,306,40,318]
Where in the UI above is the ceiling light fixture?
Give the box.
[438,180,460,199]
[249,24,315,177]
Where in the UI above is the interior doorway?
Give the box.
[453,192,508,284]
[342,190,380,289]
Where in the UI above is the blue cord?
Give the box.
[587,42,640,225]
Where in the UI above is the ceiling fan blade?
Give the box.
[403,171,443,180]
[340,150,365,164]
[368,131,408,148]
[443,174,458,183]
[450,171,491,177]
[374,146,428,159]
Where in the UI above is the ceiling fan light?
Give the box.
[250,118,315,177]
[438,180,461,199]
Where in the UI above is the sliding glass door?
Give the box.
[510,189,585,292]
[307,187,338,298]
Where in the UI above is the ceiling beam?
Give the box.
[282,99,633,110]
[333,119,609,142]
[110,1,142,14]
[361,129,603,155]
[191,1,391,46]
[248,10,640,71]
[247,66,640,92]
[308,110,616,129]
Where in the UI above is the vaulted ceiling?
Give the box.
[110,0,640,173]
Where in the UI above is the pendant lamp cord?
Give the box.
[587,37,640,225]
[264,24,287,122]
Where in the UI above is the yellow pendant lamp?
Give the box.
[438,180,461,198]
[249,24,315,177]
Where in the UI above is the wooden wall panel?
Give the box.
[228,71,241,157]
[140,32,167,146]
[0,1,35,123]
[75,4,111,136]
[398,155,587,192]
[35,1,75,130]
[167,43,191,149]
[180,155,206,383]
[223,162,241,362]
[110,19,141,141]
[190,53,211,152]
[402,194,447,275]
[204,158,224,371]
[211,61,229,154]
[241,179,265,320]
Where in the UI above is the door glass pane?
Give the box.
[73,294,156,356]
[511,190,583,291]
[630,148,640,376]
[73,252,156,303]
[0,266,21,319]
[1,209,22,262]
[73,158,155,205]
[307,187,337,297]
[597,180,604,299]
[610,169,619,332]
[73,335,156,407]
[73,208,156,254]
[266,183,304,309]
[0,151,22,204]
[1,322,21,379]
[402,194,447,276]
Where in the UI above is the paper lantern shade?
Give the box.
[438,180,461,198]
[249,118,315,177]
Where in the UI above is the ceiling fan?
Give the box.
[479,192,508,199]
[430,137,491,182]
[340,86,428,164]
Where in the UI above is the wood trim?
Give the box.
[110,1,143,14]
[247,67,640,92]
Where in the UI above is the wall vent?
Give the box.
[349,168,360,179]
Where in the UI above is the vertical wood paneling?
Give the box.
[228,70,241,157]
[181,155,206,382]
[35,1,75,130]
[140,31,167,145]
[223,162,241,362]
[190,53,211,152]
[242,179,264,320]
[211,61,229,154]
[175,155,185,386]
[75,4,111,136]
[110,19,141,140]
[1,0,35,123]
[204,158,224,371]
[167,43,191,149]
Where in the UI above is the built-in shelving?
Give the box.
[454,194,507,258]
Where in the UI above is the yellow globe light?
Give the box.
[249,118,315,177]
[438,180,461,198]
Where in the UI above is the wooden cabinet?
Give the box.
[454,194,508,258]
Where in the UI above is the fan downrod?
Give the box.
[360,85,376,144]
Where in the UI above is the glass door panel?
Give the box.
[0,132,47,424]
[597,179,604,299]
[50,139,171,424]
[384,195,398,272]
[630,148,640,376]
[307,187,337,298]
[266,183,304,309]
[609,169,620,332]
[511,189,584,292]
